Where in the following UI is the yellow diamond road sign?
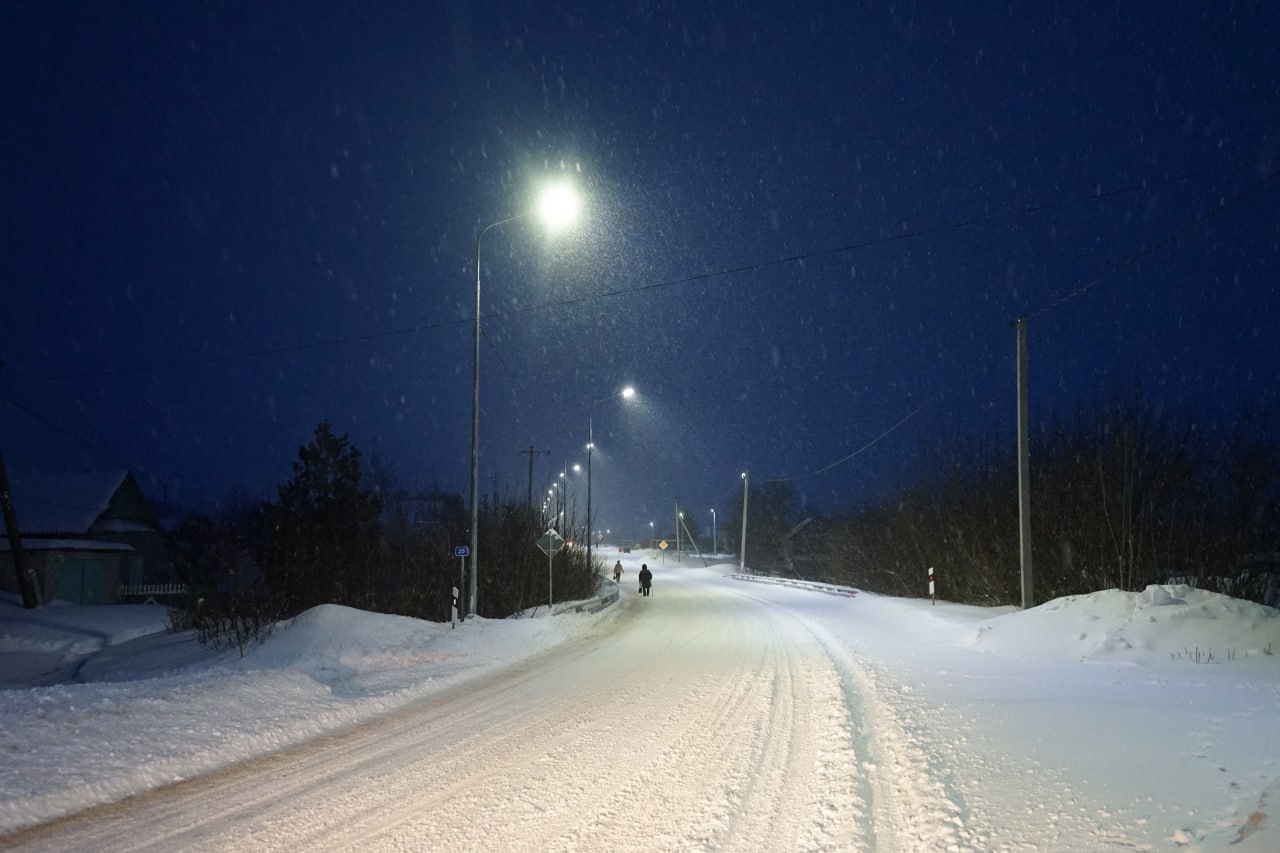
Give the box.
[659,540,669,550]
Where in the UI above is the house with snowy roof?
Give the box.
[0,471,169,605]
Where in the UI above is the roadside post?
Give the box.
[451,586,460,628]
[536,528,566,610]
[929,566,935,606]
[454,545,469,621]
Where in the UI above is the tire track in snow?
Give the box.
[753,593,981,852]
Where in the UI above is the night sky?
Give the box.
[3,2,1278,539]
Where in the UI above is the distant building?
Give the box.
[0,471,167,605]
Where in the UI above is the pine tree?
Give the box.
[264,422,383,614]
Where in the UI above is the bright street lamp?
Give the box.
[469,180,582,616]
[536,183,584,230]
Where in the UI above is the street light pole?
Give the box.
[710,508,716,554]
[472,216,526,616]
[739,470,750,573]
[559,462,568,530]
[674,501,681,562]
[585,386,634,572]
[586,415,593,564]
[468,182,582,618]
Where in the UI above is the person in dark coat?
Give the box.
[638,564,652,596]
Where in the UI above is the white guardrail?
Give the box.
[728,574,859,598]
[552,581,621,615]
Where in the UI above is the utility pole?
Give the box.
[518,445,549,509]
[1016,318,1034,609]
[673,497,680,561]
[0,449,39,608]
[739,470,750,573]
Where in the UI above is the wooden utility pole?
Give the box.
[0,449,39,608]
[1016,318,1034,609]
[518,445,549,508]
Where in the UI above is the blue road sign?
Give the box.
[454,545,470,558]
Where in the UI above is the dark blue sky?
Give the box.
[3,2,1278,538]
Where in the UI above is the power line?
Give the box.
[24,154,1280,385]
[763,397,935,484]
[10,161,1274,500]
[0,390,217,511]
[1028,168,1280,320]
[491,155,1280,321]
[757,167,1279,484]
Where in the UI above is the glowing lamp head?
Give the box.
[536,182,583,231]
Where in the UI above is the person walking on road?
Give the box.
[638,564,652,597]
[613,561,623,583]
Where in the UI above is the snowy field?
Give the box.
[1,552,1277,851]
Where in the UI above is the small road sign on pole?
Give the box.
[536,530,565,557]
[454,546,470,620]
[536,529,565,610]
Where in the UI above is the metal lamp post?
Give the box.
[469,182,582,616]
[585,386,635,571]
[710,508,716,554]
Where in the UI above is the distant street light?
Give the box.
[586,386,636,570]
[710,508,716,554]
[739,470,750,573]
[470,180,582,616]
[676,509,684,563]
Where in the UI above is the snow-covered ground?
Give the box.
[1,552,1277,850]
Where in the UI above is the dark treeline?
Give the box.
[724,399,1280,608]
[171,421,601,651]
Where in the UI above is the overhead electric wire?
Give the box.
[1028,167,1280,320]
[0,390,218,511]
[759,166,1279,484]
[10,158,1276,500]
[762,397,936,484]
[23,153,1280,385]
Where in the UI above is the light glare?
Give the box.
[536,183,583,231]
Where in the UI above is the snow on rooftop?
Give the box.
[0,471,129,536]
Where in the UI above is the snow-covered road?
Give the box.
[3,561,1278,851]
[5,569,910,851]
